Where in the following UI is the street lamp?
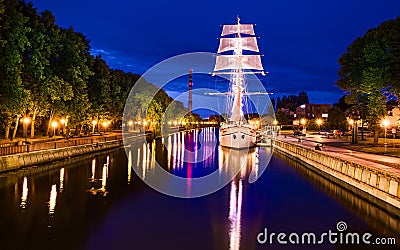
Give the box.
[60,118,67,136]
[23,117,31,142]
[102,121,109,133]
[92,120,97,134]
[300,118,306,134]
[382,119,390,153]
[316,118,323,132]
[51,121,58,137]
[128,120,133,132]
[348,119,356,144]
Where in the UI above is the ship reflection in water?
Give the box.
[223,148,257,250]
[130,128,269,250]
[0,128,399,250]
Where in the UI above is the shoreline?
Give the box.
[273,138,400,210]
[0,138,124,173]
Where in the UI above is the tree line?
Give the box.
[0,0,185,140]
[336,16,400,144]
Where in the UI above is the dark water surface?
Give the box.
[0,128,399,250]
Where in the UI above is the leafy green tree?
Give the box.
[0,0,29,140]
[337,17,400,144]
[53,28,92,133]
[275,109,288,125]
[87,56,112,121]
[327,106,347,130]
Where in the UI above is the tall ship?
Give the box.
[212,17,266,149]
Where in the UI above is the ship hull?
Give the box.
[219,125,257,149]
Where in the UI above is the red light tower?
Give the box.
[188,68,193,113]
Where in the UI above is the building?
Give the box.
[387,107,400,130]
[295,104,332,119]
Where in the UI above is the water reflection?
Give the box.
[88,156,109,196]
[59,168,65,193]
[128,150,132,184]
[48,184,57,215]
[91,158,96,182]
[20,177,28,209]
[229,180,243,250]
[220,147,258,250]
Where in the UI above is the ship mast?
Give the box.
[213,17,264,123]
[231,16,244,122]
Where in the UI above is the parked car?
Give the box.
[319,130,333,136]
[330,130,352,136]
[293,130,305,136]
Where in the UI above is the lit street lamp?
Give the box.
[316,118,323,132]
[92,120,97,134]
[51,121,58,138]
[102,121,109,133]
[23,117,31,142]
[60,118,67,136]
[300,118,307,134]
[382,119,390,153]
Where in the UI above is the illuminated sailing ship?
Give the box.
[212,17,266,149]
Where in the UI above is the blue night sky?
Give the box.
[31,0,400,105]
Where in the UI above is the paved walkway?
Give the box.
[277,134,400,175]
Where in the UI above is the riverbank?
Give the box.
[0,134,125,172]
[273,137,400,209]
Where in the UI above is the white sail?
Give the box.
[221,24,255,36]
[218,37,259,53]
[214,55,263,71]
[214,18,264,149]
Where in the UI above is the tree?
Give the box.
[336,17,400,144]
[87,56,112,120]
[327,106,347,130]
[333,95,351,112]
[275,109,288,125]
[297,91,309,106]
[53,28,92,133]
[0,0,30,140]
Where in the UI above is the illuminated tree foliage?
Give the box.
[0,0,184,139]
[336,17,400,144]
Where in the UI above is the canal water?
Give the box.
[0,128,399,250]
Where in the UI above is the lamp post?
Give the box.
[350,111,360,144]
[60,118,66,136]
[102,121,109,133]
[51,121,58,138]
[300,118,306,135]
[382,119,389,153]
[92,120,97,134]
[128,120,133,132]
[23,117,31,142]
[348,119,354,143]
[316,118,322,133]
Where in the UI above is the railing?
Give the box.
[274,139,400,207]
[0,135,123,156]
